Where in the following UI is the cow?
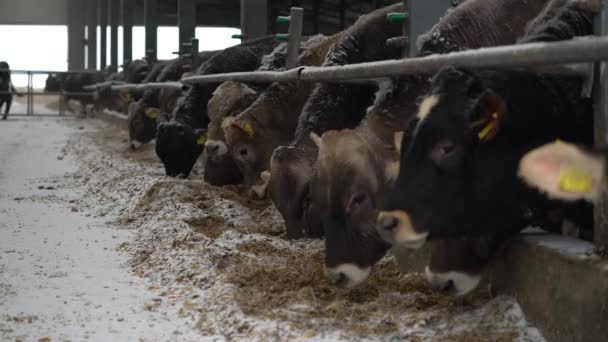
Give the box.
[156,36,281,178]
[221,34,341,195]
[203,81,259,186]
[378,0,598,253]
[45,71,105,115]
[128,51,218,149]
[309,0,558,288]
[263,3,407,240]
[519,141,607,203]
[0,61,21,120]
[202,43,291,186]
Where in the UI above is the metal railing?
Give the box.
[0,69,96,116]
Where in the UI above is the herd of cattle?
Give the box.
[40,0,607,297]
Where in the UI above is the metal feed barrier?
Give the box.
[29,1,608,247]
[1,69,96,116]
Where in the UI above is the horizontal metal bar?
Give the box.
[179,36,608,85]
[182,68,303,85]
[0,91,95,96]
[83,81,129,90]
[110,81,184,90]
[300,36,608,82]
[0,69,100,75]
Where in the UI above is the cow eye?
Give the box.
[239,147,248,157]
[430,140,456,164]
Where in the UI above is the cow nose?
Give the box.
[430,279,454,294]
[206,143,219,155]
[325,270,348,288]
[378,214,398,231]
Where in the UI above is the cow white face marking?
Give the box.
[425,266,481,297]
[324,264,371,289]
[416,95,440,121]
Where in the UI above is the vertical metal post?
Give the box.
[191,38,199,67]
[178,0,196,55]
[87,1,98,70]
[312,0,320,34]
[285,7,304,70]
[122,0,133,64]
[110,0,119,70]
[99,0,108,70]
[594,7,608,249]
[240,0,268,40]
[67,0,86,71]
[27,72,32,116]
[144,0,158,62]
[407,0,451,57]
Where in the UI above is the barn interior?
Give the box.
[0,1,607,341]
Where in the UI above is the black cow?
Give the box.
[45,71,104,115]
[378,0,598,249]
[128,51,218,149]
[156,36,280,178]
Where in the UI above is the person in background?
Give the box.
[0,61,20,120]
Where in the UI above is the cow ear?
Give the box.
[393,131,404,154]
[157,112,171,125]
[310,133,324,150]
[469,89,506,143]
[119,89,133,103]
[518,141,605,203]
[232,119,256,138]
[194,128,207,146]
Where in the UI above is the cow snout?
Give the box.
[206,143,219,156]
[324,264,370,289]
[378,215,398,231]
[376,211,429,249]
[424,266,481,297]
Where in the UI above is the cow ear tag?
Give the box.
[472,90,506,143]
[196,136,206,145]
[145,108,159,119]
[477,112,499,141]
[558,166,593,193]
[243,123,255,137]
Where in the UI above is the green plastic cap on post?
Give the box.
[387,12,409,23]
[275,33,289,40]
[276,16,291,24]
[232,34,243,40]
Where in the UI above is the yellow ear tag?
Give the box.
[126,93,132,102]
[145,109,159,119]
[558,166,593,193]
[243,123,255,137]
[196,136,206,145]
[477,112,499,141]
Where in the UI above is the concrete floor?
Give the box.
[0,116,198,341]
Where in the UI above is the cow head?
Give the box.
[378,66,546,247]
[309,129,398,288]
[267,144,323,238]
[128,99,159,149]
[519,141,606,203]
[156,112,207,178]
[425,236,507,297]
[203,82,257,186]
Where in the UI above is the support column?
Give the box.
[144,0,158,62]
[67,0,86,71]
[99,0,108,69]
[87,0,98,70]
[110,0,119,69]
[178,0,196,55]
[594,7,608,249]
[240,0,267,40]
[122,0,133,64]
